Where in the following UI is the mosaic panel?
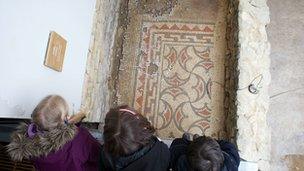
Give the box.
[133,21,215,137]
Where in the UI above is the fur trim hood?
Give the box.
[6,122,77,161]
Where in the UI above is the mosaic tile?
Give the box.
[132,22,216,137]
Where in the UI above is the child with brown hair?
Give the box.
[170,133,240,171]
[7,95,101,171]
[99,105,170,171]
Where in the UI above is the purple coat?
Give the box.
[7,123,101,171]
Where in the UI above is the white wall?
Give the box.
[0,0,95,118]
[267,0,304,170]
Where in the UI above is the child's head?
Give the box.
[187,136,224,171]
[103,105,155,157]
[32,95,69,131]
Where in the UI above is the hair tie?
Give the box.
[27,123,43,138]
[119,109,137,115]
[64,119,69,125]
[119,108,140,119]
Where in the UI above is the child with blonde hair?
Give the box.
[7,95,101,171]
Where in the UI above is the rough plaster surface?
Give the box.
[224,0,239,144]
[267,0,304,170]
[237,0,271,170]
[81,0,120,122]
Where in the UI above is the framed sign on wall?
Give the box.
[44,31,67,72]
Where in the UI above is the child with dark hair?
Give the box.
[99,105,170,171]
[7,95,101,171]
[170,133,240,171]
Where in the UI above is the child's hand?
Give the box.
[68,110,87,124]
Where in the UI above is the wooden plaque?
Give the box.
[44,31,67,72]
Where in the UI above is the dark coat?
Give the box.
[170,137,240,171]
[99,137,170,171]
[7,123,101,171]
[218,140,240,171]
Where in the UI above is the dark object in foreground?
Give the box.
[170,134,240,171]
[0,142,34,171]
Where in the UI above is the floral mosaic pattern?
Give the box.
[133,21,215,137]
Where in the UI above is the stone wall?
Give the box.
[236,0,271,170]
[81,0,120,122]
[108,0,129,108]
[224,0,271,169]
